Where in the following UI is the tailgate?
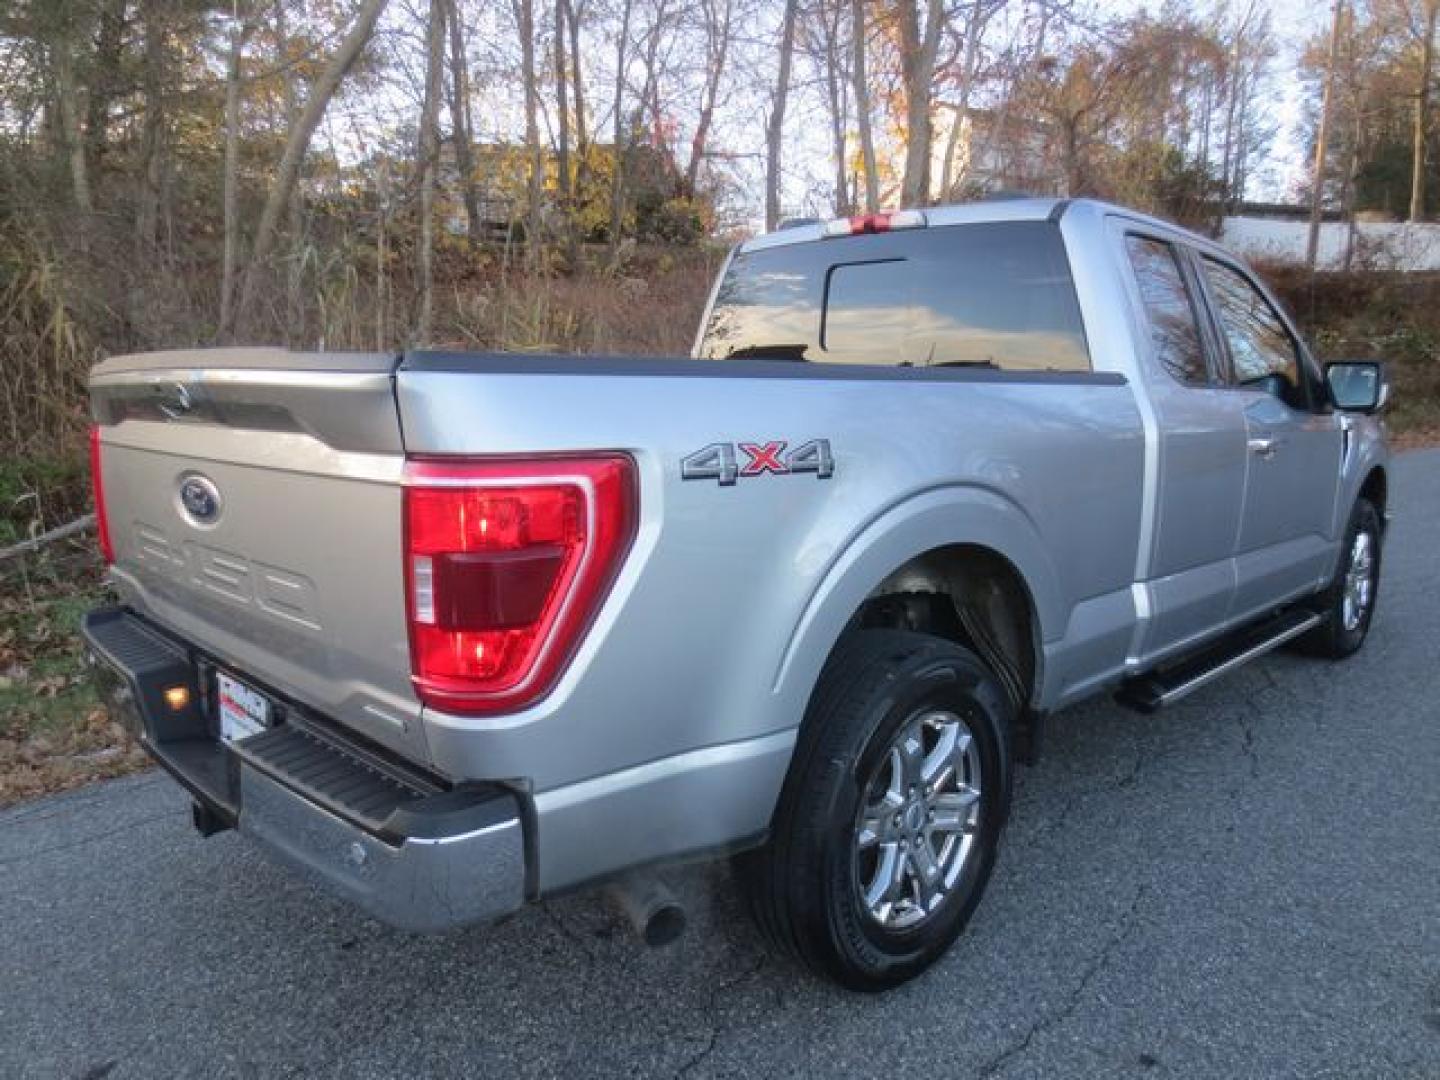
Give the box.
[89,348,429,764]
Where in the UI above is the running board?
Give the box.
[1116,609,1322,713]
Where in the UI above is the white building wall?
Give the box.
[1220,216,1440,272]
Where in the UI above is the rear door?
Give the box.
[89,348,428,763]
[1193,256,1343,618]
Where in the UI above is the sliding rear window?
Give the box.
[697,221,1091,372]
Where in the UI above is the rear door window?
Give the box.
[698,221,1091,372]
[1124,235,1209,386]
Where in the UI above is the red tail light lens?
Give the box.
[403,455,637,715]
[89,426,114,564]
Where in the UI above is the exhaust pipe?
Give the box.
[605,872,687,947]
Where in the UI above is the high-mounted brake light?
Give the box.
[88,426,114,565]
[821,210,927,238]
[403,455,637,715]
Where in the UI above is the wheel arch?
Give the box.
[772,487,1063,730]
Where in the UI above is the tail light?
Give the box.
[89,425,115,565]
[403,455,637,715]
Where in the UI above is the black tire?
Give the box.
[736,629,1013,991]
[1296,497,1382,659]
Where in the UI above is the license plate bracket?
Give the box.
[216,670,270,743]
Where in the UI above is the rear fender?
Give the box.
[771,485,1062,733]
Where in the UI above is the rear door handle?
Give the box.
[1248,436,1279,458]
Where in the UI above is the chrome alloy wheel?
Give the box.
[1342,530,1376,632]
[854,709,983,930]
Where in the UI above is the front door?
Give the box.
[1195,256,1343,619]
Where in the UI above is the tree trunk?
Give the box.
[765,0,799,232]
[515,0,543,270]
[376,159,390,349]
[851,0,878,211]
[898,0,944,206]
[568,0,588,151]
[230,0,389,337]
[447,0,483,244]
[938,1,987,200]
[219,12,253,337]
[686,0,733,196]
[566,0,590,204]
[1410,0,1438,221]
[416,0,445,343]
[52,44,92,214]
[85,0,128,179]
[609,0,634,255]
[135,0,166,249]
[1308,0,1344,269]
[554,0,577,265]
[275,0,305,341]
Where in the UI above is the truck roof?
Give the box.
[741,197,1215,255]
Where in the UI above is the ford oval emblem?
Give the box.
[178,475,222,525]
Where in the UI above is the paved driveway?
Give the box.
[4,451,1439,1079]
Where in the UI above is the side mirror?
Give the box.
[1325,361,1389,413]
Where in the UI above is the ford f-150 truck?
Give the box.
[82,198,1389,990]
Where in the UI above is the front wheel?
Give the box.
[1298,497,1382,659]
[737,629,1013,991]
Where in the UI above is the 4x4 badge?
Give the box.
[680,439,834,486]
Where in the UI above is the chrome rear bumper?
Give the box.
[82,606,527,932]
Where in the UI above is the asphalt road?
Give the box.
[4,451,1439,1080]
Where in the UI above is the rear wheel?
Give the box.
[738,629,1013,991]
[1298,497,1382,659]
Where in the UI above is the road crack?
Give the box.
[974,885,1148,1079]
[673,953,768,1078]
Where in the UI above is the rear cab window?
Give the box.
[1124,234,1210,386]
[697,221,1091,372]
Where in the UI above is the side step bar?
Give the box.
[1116,608,1322,713]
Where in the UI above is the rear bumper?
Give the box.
[81,606,526,932]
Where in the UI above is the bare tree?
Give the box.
[765,0,799,230]
[220,6,257,334]
[52,40,92,214]
[897,0,945,206]
[1409,0,1439,219]
[230,0,389,337]
[686,0,735,195]
[447,0,483,243]
[1309,0,1345,269]
[514,0,543,269]
[609,0,635,255]
[555,0,575,262]
[851,0,879,210]
[937,0,1003,200]
[801,0,853,214]
[135,0,167,246]
[275,0,305,337]
[416,0,445,342]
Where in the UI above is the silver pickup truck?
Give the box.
[83,197,1389,990]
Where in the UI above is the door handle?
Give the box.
[1248,436,1279,458]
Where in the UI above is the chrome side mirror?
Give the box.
[1325,361,1388,413]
